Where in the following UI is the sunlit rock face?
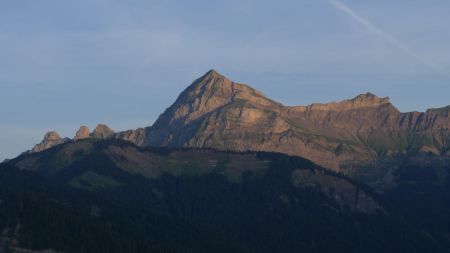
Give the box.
[91,124,115,139]
[145,70,449,171]
[74,126,90,140]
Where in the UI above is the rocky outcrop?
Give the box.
[115,128,147,146]
[31,131,69,153]
[145,69,450,171]
[28,69,449,172]
[31,124,115,153]
[91,124,115,139]
[74,126,90,140]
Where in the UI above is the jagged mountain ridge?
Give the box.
[30,69,449,171]
[145,70,449,170]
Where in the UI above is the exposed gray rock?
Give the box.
[91,124,115,139]
[115,128,147,146]
[74,126,90,140]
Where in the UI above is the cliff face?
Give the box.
[147,69,283,146]
[146,70,449,171]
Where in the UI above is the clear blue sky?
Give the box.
[1,0,449,160]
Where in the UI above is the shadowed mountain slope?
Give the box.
[2,139,445,253]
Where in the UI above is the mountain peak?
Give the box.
[43,131,62,141]
[204,68,222,77]
[191,69,269,100]
[74,126,90,140]
[193,69,230,87]
[350,92,391,107]
[355,92,376,98]
[151,69,274,129]
[91,124,115,139]
[352,92,390,103]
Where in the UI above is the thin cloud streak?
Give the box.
[327,0,450,77]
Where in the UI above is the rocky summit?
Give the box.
[74,125,90,140]
[91,124,115,139]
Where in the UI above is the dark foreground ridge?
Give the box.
[1,138,449,253]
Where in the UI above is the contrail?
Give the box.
[327,0,449,77]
